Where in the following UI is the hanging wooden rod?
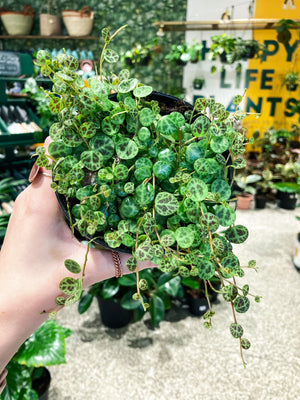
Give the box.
[154,19,300,32]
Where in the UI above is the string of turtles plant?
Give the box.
[34,26,261,367]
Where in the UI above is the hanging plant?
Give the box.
[34,26,261,367]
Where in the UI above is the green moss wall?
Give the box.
[0,0,187,95]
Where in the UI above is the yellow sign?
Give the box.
[243,0,299,138]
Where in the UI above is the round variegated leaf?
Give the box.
[153,161,172,179]
[211,179,231,201]
[64,55,79,70]
[120,197,140,219]
[175,227,194,249]
[230,323,244,338]
[160,230,176,247]
[222,285,238,302]
[232,158,247,169]
[233,94,243,105]
[138,107,155,127]
[49,97,64,113]
[90,135,114,161]
[62,129,83,147]
[193,158,211,181]
[80,150,103,171]
[114,164,129,180]
[104,48,119,63]
[136,242,154,261]
[118,78,139,93]
[212,237,225,255]
[36,155,49,168]
[36,49,51,64]
[104,232,122,248]
[59,277,79,295]
[53,80,67,94]
[152,244,164,258]
[101,27,110,43]
[185,142,205,164]
[49,123,64,141]
[155,192,179,216]
[134,183,155,206]
[116,138,139,160]
[158,257,174,273]
[194,97,207,112]
[241,338,251,350]
[169,112,185,128]
[126,256,137,272]
[225,225,249,244]
[192,115,211,136]
[133,85,153,98]
[80,122,96,139]
[210,135,230,153]
[234,296,250,313]
[119,69,130,82]
[187,178,208,202]
[221,254,240,277]
[101,117,120,136]
[211,103,226,119]
[157,115,178,136]
[215,204,236,226]
[201,212,219,232]
[48,141,71,159]
[111,108,125,125]
[197,259,215,279]
[56,296,67,306]
[64,259,81,274]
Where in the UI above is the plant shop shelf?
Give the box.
[154,18,300,32]
[0,35,99,40]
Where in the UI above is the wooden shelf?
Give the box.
[0,35,99,40]
[154,18,300,32]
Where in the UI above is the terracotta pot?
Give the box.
[237,193,253,210]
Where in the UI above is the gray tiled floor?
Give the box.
[49,205,300,400]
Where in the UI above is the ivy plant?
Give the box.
[34,26,260,367]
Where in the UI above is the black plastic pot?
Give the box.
[255,195,267,209]
[278,192,298,210]
[32,367,51,400]
[286,83,298,91]
[96,296,133,328]
[186,296,209,316]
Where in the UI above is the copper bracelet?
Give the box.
[111,251,123,278]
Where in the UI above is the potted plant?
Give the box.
[187,40,202,63]
[34,26,261,367]
[254,169,274,209]
[0,320,71,400]
[79,269,182,328]
[273,158,300,210]
[0,4,34,36]
[233,173,262,210]
[193,78,205,90]
[165,42,189,65]
[123,43,152,67]
[208,33,238,64]
[282,71,300,91]
[235,38,264,60]
[181,275,221,316]
[276,19,298,44]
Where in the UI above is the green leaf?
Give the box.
[192,115,211,136]
[234,296,250,313]
[175,227,195,248]
[116,138,139,160]
[155,192,179,216]
[118,78,139,93]
[197,259,215,279]
[225,225,249,244]
[78,293,94,314]
[133,85,153,98]
[187,178,208,201]
[210,135,230,153]
[211,179,232,201]
[59,277,80,295]
[230,323,244,338]
[121,289,142,309]
[134,183,155,206]
[14,320,71,367]
[100,279,120,299]
[157,115,178,136]
[80,150,104,171]
[104,48,119,63]
[139,107,155,127]
[150,294,165,327]
[160,275,181,297]
[64,259,81,274]
[215,204,236,226]
[101,27,110,43]
[1,361,32,400]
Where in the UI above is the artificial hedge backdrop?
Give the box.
[0,0,187,95]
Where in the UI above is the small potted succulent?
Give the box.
[273,158,300,210]
[34,26,261,367]
[193,78,205,90]
[233,173,262,210]
[187,40,203,63]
